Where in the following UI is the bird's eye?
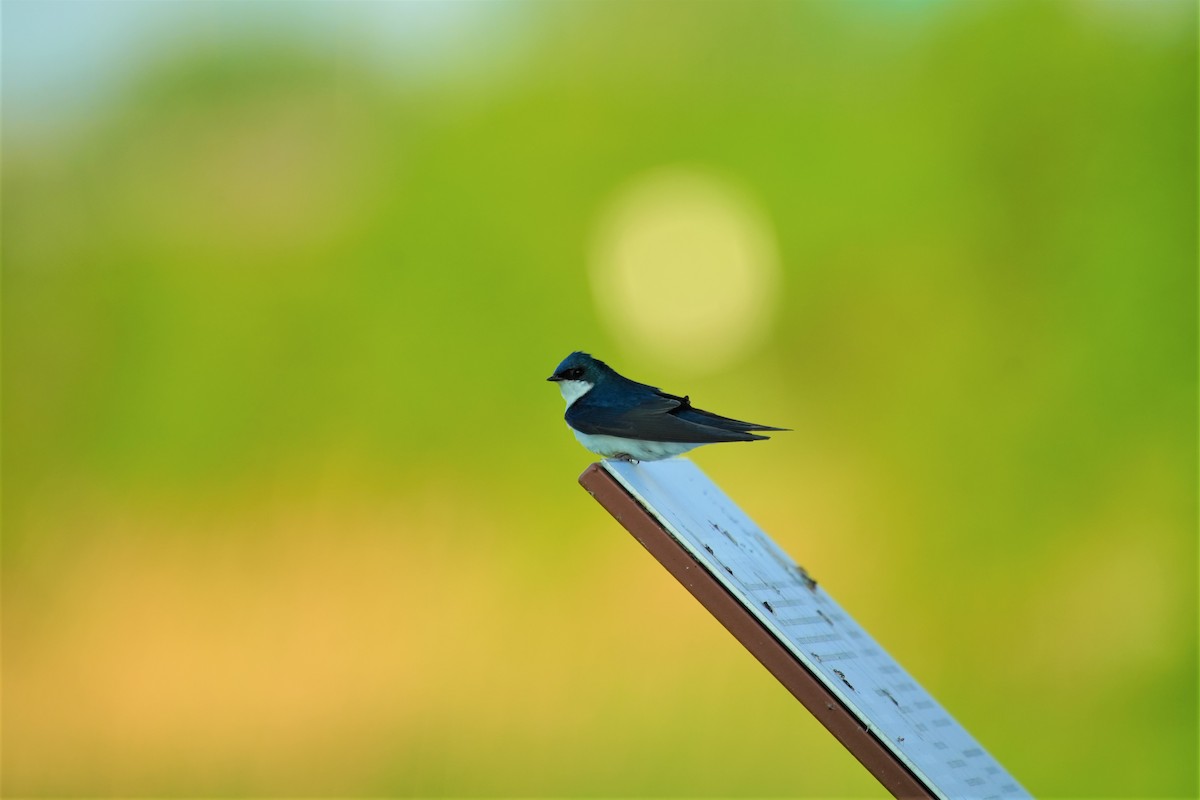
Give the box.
[565,367,584,380]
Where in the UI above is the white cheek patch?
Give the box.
[557,380,594,408]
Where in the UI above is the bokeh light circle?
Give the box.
[588,167,781,373]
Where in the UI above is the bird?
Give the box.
[546,351,787,462]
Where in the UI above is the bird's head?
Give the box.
[547,351,611,406]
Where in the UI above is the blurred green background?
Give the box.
[3,1,1197,797]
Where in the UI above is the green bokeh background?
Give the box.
[3,1,1196,797]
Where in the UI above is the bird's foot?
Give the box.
[613,453,640,464]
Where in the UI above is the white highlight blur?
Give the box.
[589,167,781,374]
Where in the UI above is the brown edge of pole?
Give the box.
[579,463,934,800]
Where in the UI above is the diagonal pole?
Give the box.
[579,459,1029,800]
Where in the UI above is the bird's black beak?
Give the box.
[546,374,561,382]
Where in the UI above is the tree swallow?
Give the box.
[546,351,787,462]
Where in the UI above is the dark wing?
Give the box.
[658,391,789,433]
[567,389,775,443]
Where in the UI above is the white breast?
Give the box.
[571,431,701,462]
[557,379,594,408]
